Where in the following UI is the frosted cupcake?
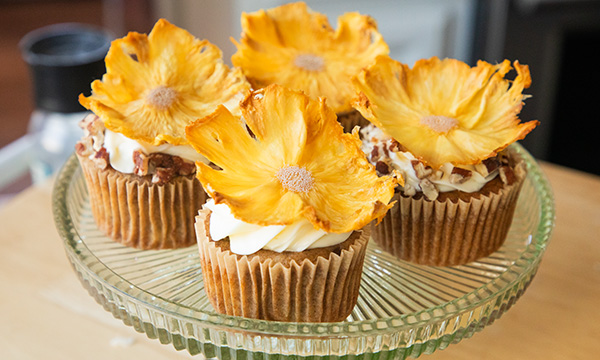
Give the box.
[76,19,250,249]
[231,1,388,132]
[185,85,396,322]
[352,56,539,266]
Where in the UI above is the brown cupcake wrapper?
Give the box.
[195,210,369,322]
[337,109,371,133]
[372,158,527,266]
[78,154,207,250]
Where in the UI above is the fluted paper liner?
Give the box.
[337,109,370,133]
[372,156,527,266]
[195,210,369,322]
[77,155,207,249]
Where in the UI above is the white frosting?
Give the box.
[103,129,208,173]
[361,125,498,194]
[203,199,351,255]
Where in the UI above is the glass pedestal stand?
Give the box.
[53,144,554,359]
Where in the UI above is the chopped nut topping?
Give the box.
[389,139,401,152]
[375,161,390,175]
[499,165,517,185]
[382,142,390,157]
[79,114,96,135]
[370,147,380,163]
[76,114,196,183]
[361,125,511,199]
[483,158,500,174]
[140,152,197,184]
[411,160,433,179]
[77,114,106,154]
[420,179,439,200]
[153,167,175,184]
[75,137,94,157]
[133,150,149,176]
[449,167,472,184]
[92,147,109,170]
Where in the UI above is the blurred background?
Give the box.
[1,0,599,203]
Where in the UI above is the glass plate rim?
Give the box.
[52,142,555,337]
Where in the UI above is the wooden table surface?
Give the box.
[1,162,598,360]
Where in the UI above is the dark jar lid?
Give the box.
[20,23,113,113]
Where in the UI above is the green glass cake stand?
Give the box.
[53,143,555,359]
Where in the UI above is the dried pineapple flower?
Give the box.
[353,56,539,168]
[231,1,389,114]
[79,19,250,146]
[185,85,397,233]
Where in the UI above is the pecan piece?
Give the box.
[382,142,390,157]
[484,158,500,174]
[449,167,472,184]
[179,160,196,176]
[92,147,109,170]
[148,153,174,169]
[78,114,96,133]
[499,165,517,185]
[87,115,104,135]
[75,138,93,157]
[411,160,433,179]
[389,139,401,152]
[133,150,149,176]
[420,179,439,201]
[370,146,380,163]
[375,161,390,175]
[152,167,175,184]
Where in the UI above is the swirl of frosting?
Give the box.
[361,125,499,195]
[103,129,209,173]
[203,199,351,255]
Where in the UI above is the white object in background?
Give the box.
[0,135,36,190]
[27,110,87,184]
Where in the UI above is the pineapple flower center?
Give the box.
[294,54,325,72]
[146,85,178,110]
[276,165,314,193]
[420,115,459,134]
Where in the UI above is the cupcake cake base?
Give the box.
[78,154,207,250]
[195,210,370,322]
[372,156,527,266]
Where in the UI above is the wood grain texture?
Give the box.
[0,162,598,359]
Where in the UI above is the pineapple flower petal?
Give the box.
[352,55,539,168]
[79,18,250,146]
[231,1,389,114]
[185,85,397,233]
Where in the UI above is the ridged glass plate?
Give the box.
[53,143,554,359]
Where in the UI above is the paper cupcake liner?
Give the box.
[195,210,369,322]
[337,110,371,133]
[78,155,207,250]
[372,159,526,266]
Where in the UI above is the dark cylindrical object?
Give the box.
[20,23,112,113]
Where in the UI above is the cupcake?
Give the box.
[231,1,388,132]
[185,84,396,322]
[76,19,250,249]
[352,56,539,266]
